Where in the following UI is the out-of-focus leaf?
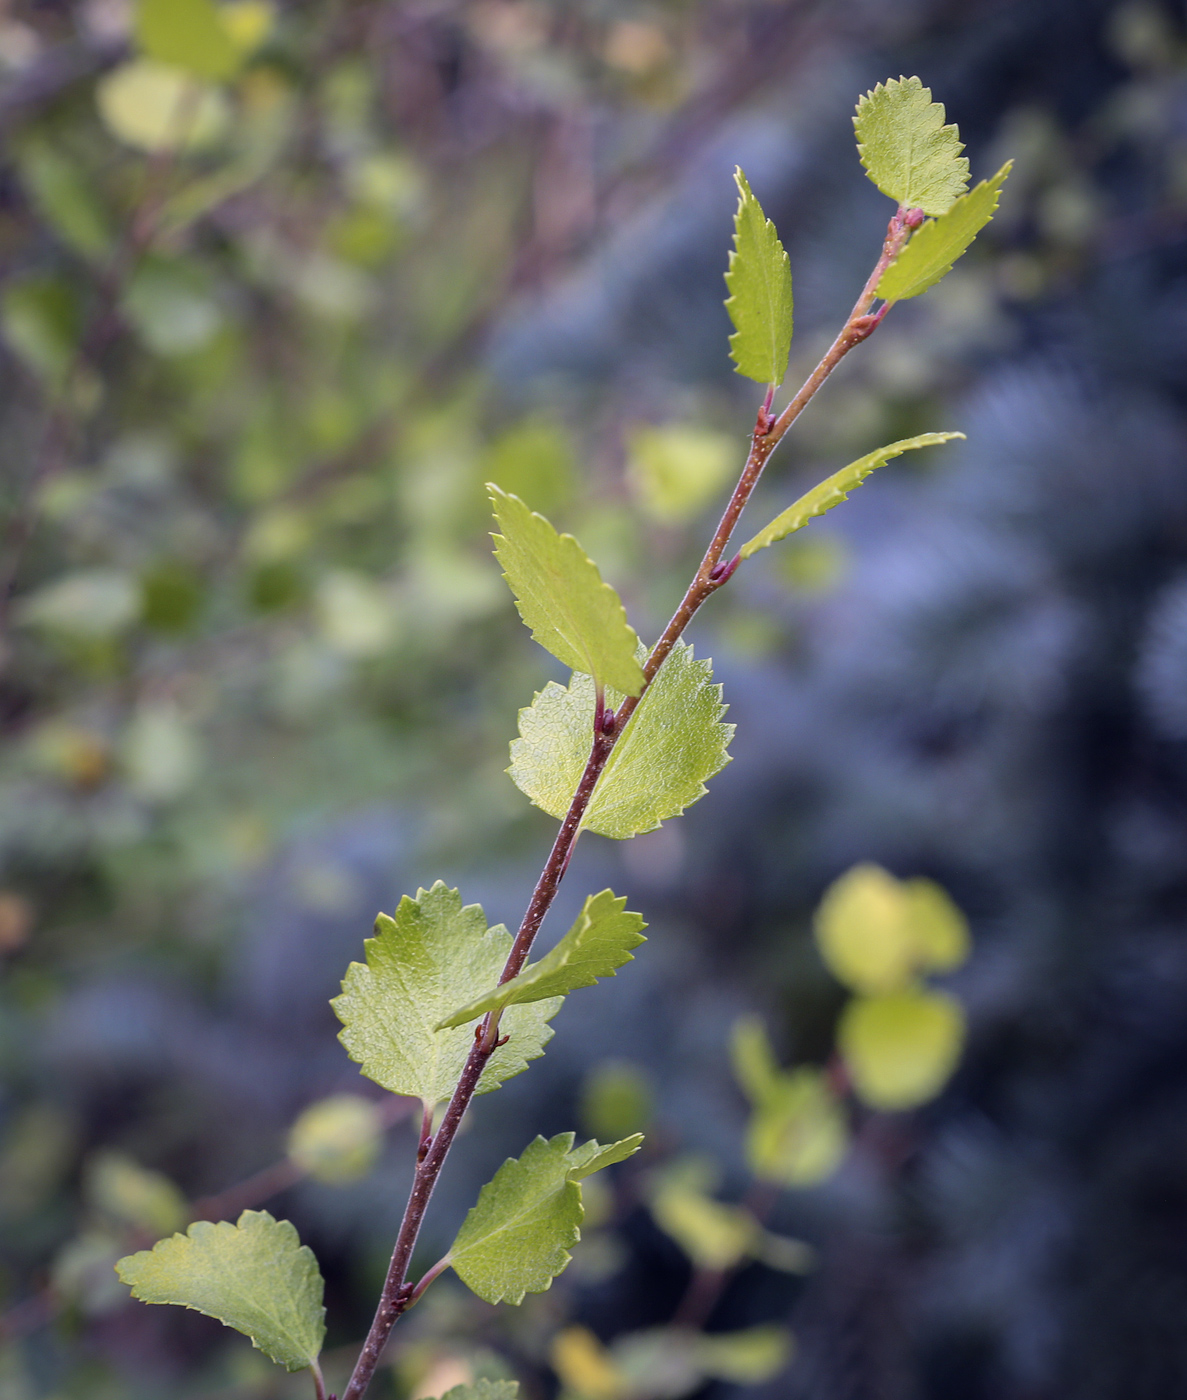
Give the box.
[649,1167,756,1271]
[626,425,736,524]
[739,434,964,559]
[580,1061,653,1142]
[121,703,200,801]
[488,419,575,516]
[509,642,733,839]
[854,76,969,214]
[695,1326,793,1383]
[122,260,224,356]
[437,890,646,1028]
[220,0,275,54]
[450,1133,642,1305]
[814,863,971,993]
[287,1095,383,1184]
[16,139,112,260]
[746,1069,847,1188]
[724,168,793,385]
[490,486,644,698]
[52,1233,128,1316]
[332,882,560,1107]
[314,570,399,657]
[97,60,230,153]
[839,989,966,1110]
[878,163,1013,301]
[86,1151,187,1235]
[2,275,81,386]
[436,1384,520,1400]
[16,570,139,638]
[552,1326,627,1400]
[135,0,241,81]
[116,1210,325,1372]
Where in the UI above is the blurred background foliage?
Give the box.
[3,0,1187,1396]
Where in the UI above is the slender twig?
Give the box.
[311,1358,328,1400]
[339,211,909,1400]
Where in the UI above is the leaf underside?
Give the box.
[115,1210,325,1372]
[854,76,969,215]
[724,168,794,385]
[437,889,647,1028]
[489,485,644,697]
[450,1132,643,1304]
[877,162,1012,302]
[509,640,733,839]
[739,432,965,559]
[331,882,560,1106]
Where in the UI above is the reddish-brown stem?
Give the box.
[340,211,909,1400]
[311,1358,328,1400]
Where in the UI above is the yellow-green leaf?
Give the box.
[508,641,733,839]
[739,433,964,559]
[649,1163,757,1271]
[135,0,241,81]
[437,890,646,1029]
[731,1018,847,1188]
[854,76,969,215]
[814,863,971,994]
[626,425,736,524]
[724,168,793,385]
[490,486,644,697]
[331,882,560,1107]
[450,1132,642,1305]
[839,989,965,1110]
[86,1152,187,1236]
[115,1210,325,1372]
[287,1095,382,1184]
[877,162,1012,301]
[96,60,230,154]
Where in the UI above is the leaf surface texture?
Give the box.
[854,76,969,215]
[724,169,793,385]
[509,641,733,839]
[332,882,560,1105]
[115,1210,324,1372]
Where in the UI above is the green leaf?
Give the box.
[286,1094,383,1184]
[580,1060,654,1141]
[438,1384,519,1400]
[738,432,964,560]
[96,60,230,154]
[135,0,241,81]
[854,76,969,215]
[877,162,1012,302]
[649,1167,757,1271]
[16,139,112,261]
[508,641,733,839]
[437,890,646,1029]
[489,485,644,698]
[450,1132,643,1304]
[86,1151,187,1236]
[626,425,736,524]
[331,882,561,1107]
[839,989,965,1110]
[695,1326,794,1383]
[115,1210,325,1372]
[731,1019,847,1188]
[814,863,971,994]
[724,168,793,385]
[745,1069,847,1188]
[566,1132,645,1180]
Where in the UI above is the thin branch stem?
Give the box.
[405,1254,453,1309]
[339,210,909,1400]
[311,1359,328,1400]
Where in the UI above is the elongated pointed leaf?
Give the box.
[509,641,733,839]
[332,882,560,1106]
[450,1132,643,1304]
[854,77,969,215]
[724,169,793,385]
[739,432,964,560]
[490,486,644,697]
[566,1132,645,1180]
[437,890,646,1029]
[877,163,1012,302]
[116,1211,324,1372]
[135,0,241,81]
